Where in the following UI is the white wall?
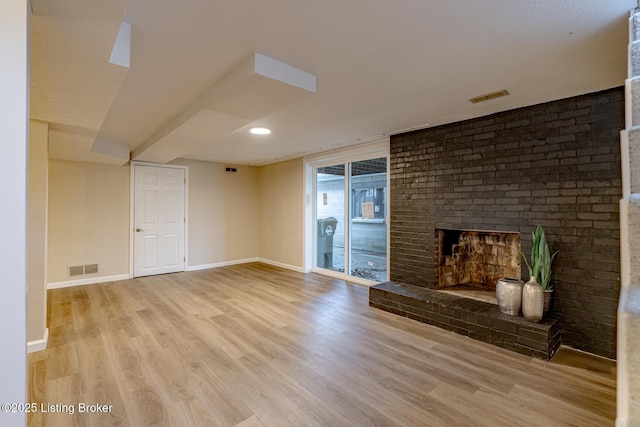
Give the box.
[28,120,48,346]
[257,159,304,270]
[47,160,130,284]
[171,159,260,267]
[0,0,28,424]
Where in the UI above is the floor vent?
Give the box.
[68,264,100,277]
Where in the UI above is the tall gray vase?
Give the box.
[522,276,544,322]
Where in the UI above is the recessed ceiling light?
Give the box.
[250,127,271,135]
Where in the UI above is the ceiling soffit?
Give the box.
[131,53,316,164]
[30,0,129,164]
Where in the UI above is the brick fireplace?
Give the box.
[370,87,624,359]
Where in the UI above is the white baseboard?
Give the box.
[187,257,305,274]
[27,328,49,353]
[310,267,377,287]
[187,258,260,272]
[47,273,130,290]
[257,258,305,273]
[558,344,616,361]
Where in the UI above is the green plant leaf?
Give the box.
[523,226,558,289]
[530,229,538,276]
[521,251,533,277]
[542,244,551,289]
[522,225,558,290]
[533,230,545,281]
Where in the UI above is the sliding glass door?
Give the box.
[315,164,345,273]
[314,157,388,282]
[349,158,387,281]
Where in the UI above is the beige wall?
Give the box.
[171,159,260,266]
[27,120,48,343]
[257,159,304,269]
[47,160,130,283]
[47,159,263,283]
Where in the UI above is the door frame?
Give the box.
[129,161,189,278]
[303,138,390,286]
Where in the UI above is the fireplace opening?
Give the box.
[435,229,521,302]
[440,229,463,258]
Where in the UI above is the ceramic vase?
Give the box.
[522,276,544,322]
[496,278,524,316]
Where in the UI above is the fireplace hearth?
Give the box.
[369,281,561,359]
[368,227,561,360]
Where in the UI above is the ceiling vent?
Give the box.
[469,89,510,104]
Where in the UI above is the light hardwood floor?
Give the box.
[29,263,616,426]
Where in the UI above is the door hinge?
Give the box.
[184,217,186,223]
[183,257,186,262]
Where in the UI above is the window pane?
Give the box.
[316,165,345,273]
[349,158,387,281]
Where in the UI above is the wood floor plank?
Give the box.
[428,383,513,427]
[30,263,616,426]
[232,415,266,427]
[508,383,614,427]
[473,386,584,427]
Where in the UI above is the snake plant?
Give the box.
[521,225,559,290]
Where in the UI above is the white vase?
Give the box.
[522,276,544,322]
[496,278,524,316]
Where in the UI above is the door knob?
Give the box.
[136,227,143,232]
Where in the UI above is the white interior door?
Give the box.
[134,164,185,277]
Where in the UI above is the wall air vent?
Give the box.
[84,264,99,275]
[68,264,99,277]
[469,89,510,104]
[68,265,84,277]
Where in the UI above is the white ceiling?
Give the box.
[31,0,635,166]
